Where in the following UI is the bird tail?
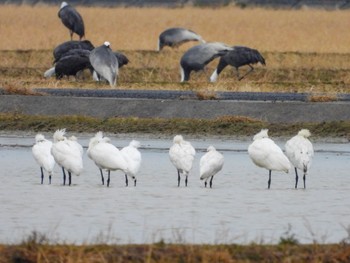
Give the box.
[44,67,56,78]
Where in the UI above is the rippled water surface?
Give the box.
[0,134,349,244]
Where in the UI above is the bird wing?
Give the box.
[200,151,224,179]
[90,142,128,171]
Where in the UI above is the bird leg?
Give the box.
[70,30,73,41]
[134,178,137,187]
[107,170,111,187]
[40,167,44,184]
[177,170,181,187]
[209,176,214,188]
[100,168,104,185]
[238,65,254,81]
[62,167,66,186]
[268,170,272,189]
[49,175,52,185]
[185,175,188,187]
[294,168,299,189]
[125,174,129,187]
[68,172,72,186]
[303,174,306,189]
[204,181,207,188]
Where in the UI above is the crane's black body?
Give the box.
[58,2,85,40]
[114,52,129,68]
[55,54,93,79]
[214,46,266,81]
[53,40,94,63]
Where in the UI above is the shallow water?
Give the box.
[0,134,349,244]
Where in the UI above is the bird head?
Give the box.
[173,135,184,144]
[298,129,311,138]
[104,41,111,48]
[207,145,216,152]
[129,140,141,148]
[60,2,68,9]
[253,129,269,141]
[35,134,46,143]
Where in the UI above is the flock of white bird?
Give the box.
[32,128,314,189]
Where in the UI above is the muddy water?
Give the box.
[0,134,349,244]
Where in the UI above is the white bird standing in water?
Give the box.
[285,129,314,189]
[32,134,56,184]
[248,129,291,189]
[169,135,196,187]
[121,140,142,187]
[87,131,128,187]
[51,129,84,186]
[199,146,224,188]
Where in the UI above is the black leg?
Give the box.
[62,167,66,186]
[209,176,214,188]
[177,170,181,187]
[125,174,129,187]
[204,181,207,188]
[294,167,299,189]
[134,178,137,187]
[40,167,44,184]
[49,175,52,185]
[107,170,110,187]
[185,175,188,187]
[100,169,104,185]
[238,65,254,81]
[268,170,272,189]
[68,172,72,186]
[303,174,306,189]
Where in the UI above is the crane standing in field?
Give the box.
[210,46,266,82]
[180,42,233,82]
[58,2,85,41]
[158,27,205,51]
[89,41,119,88]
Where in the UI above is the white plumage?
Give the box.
[169,135,196,187]
[248,129,291,189]
[32,134,56,184]
[199,145,224,188]
[121,140,142,187]
[87,131,128,187]
[51,129,84,186]
[285,129,314,189]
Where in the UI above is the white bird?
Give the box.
[248,129,291,189]
[87,131,128,187]
[169,135,196,187]
[199,146,224,188]
[121,140,142,187]
[285,129,314,189]
[51,129,84,186]
[32,134,56,184]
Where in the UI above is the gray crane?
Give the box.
[58,2,85,41]
[179,42,233,82]
[210,46,266,82]
[89,42,119,88]
[158,27,205,51]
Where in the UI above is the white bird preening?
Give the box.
[87,131,128,187]
[121,140,142,187]
[32,134,56,184]
[199,146,224,188]
[51,129,84,186]
[89,41,119,88]
[285,129,314,189]
[248,129,291,189]
[169,135,196,187]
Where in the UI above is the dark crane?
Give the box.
[210,46,266,82]
[58,2,85,41]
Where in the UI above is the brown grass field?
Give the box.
[1,5,350,93]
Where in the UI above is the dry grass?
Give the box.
[1,5,350,52]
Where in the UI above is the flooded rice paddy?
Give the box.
[0,134,349,245]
